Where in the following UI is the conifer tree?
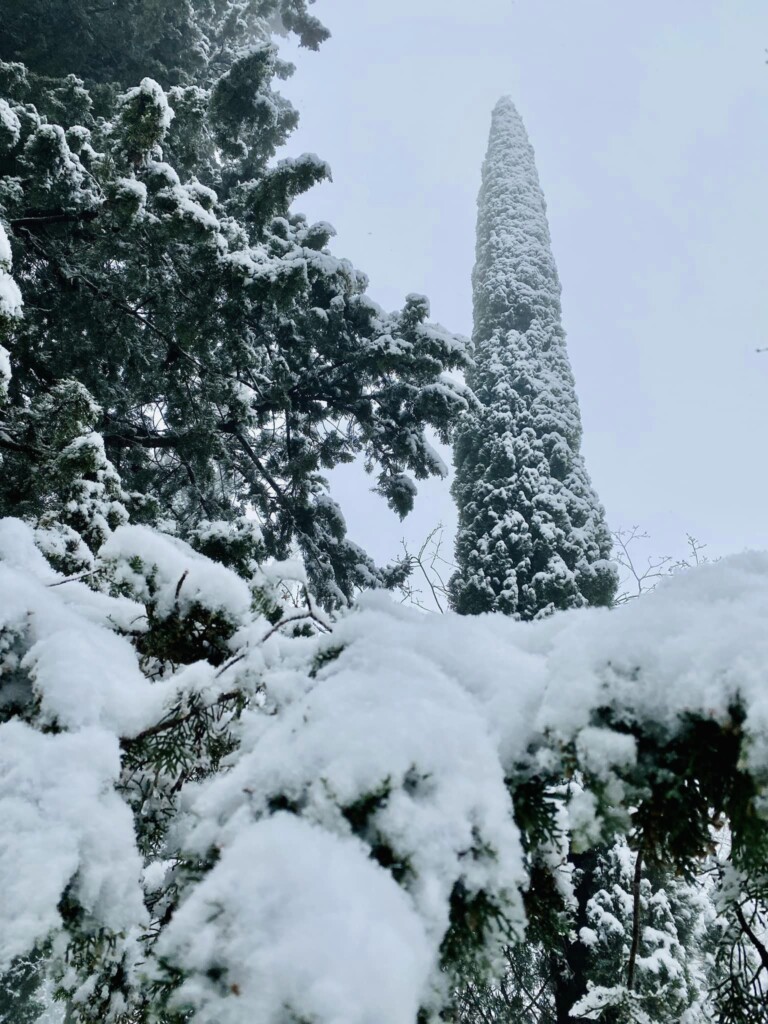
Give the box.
[0,0,469,609]
[571,838,715,1023]
[450,97,615,618]
[450,97,618,1023]
[2,15,768,1024]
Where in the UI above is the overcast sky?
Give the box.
[279,1,768,583]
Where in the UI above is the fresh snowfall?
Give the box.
[0,4,766,1024]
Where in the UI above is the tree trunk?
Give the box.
[552,848,600,1024]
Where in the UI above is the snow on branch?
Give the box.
[1,517,767,1023]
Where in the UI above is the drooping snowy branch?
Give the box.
[2,511,767,1024]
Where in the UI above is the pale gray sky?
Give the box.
[280,1,768,577]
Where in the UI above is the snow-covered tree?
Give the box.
[0,1,469,608]
[0,0,329,87]
[1,233,767,1021]
[1,469,768,1024]
[448,98,726,1024]
[572,838,716,1023]
[450,97,616,618]
[707,855,768,1022]
[2,12,768,1024]
[449,95,617,1023]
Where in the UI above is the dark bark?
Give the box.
[626,844,644,991]
[552,848,600,1024]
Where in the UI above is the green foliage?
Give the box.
[0,2,469,607]
[570,842,710,1024]
[0,953,46,1024]
[2,8,767,1024]
[711,870,768,1024]
[0,1,328,89]
[0,380,130,572]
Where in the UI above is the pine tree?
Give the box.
[0,5,470,1017]
[445,99,726,1024]
[0,1,469,609]
[450,97,615,619]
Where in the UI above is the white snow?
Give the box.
[575,726,637,780]
[0,98,21,148]
[0,222,23,321]
[0,222,13,270]
[158,815,433,1024]
[120,78,175,133]
[100,524,252,622]
[0,721,145,968]
[186,592,528,951]
[2,512,768,1023]
[0,525,168,735]
[164,184,220,233]
[0,344,10,394]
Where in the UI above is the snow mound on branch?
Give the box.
[3,509,768,1024]
[0,221,23,321]
[0,721,145,968]
[532,550,768,770]
[120,78,174,133]
[163,551,768,1024]
[101,524,252,621]
[0,519,165,735]
[158,815,432,1024]
[0,345,10,396]
[187,592,527,947]
[0,98,21,148]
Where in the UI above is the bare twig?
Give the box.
[612,526,673,603]
[48,567,101,587]
[400,524,454,613]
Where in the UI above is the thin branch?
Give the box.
[215,605,331,680]
[735,901,768,974]
[11,209,100,232]
[48,567,101,588]
[0,431,40,457]
[626,842,644,991]
[229,428,289,507]
[120,690,242,750]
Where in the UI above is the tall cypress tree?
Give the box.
[451,97,617,1023]
[450,97,615,619]
[451,100,722,1024]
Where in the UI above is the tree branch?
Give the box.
[11,209,100,233]
[735,901,768,974]
[626,843,644,991]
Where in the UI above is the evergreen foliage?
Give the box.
[449,99,723,1024]
[0,10,767,1024]
[0,0,469,608]
[571,839,716,1022]
[0,0,329,87]
[450,97,616,618]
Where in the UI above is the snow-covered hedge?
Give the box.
[1,517,767,1023]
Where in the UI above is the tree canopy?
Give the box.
[0,0,469,607]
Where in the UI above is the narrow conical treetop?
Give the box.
[451,97,616,618]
